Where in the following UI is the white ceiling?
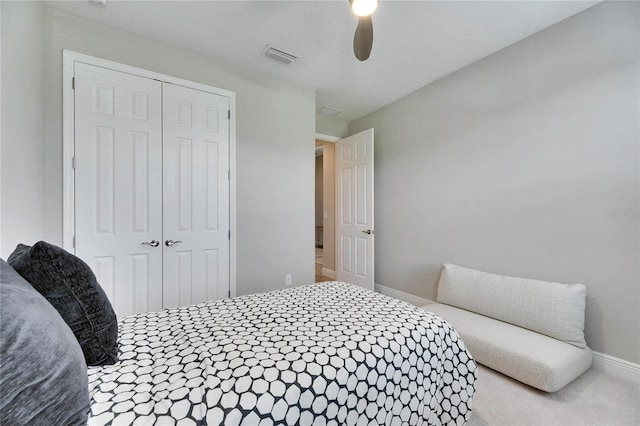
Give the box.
[45,0,599,123]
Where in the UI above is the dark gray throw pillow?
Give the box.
[8,242,118,366]
[0,259,90,425]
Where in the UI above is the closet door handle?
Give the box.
[165,240,182,247]
[141,240,160,247]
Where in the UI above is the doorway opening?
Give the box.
[314,137,337,282]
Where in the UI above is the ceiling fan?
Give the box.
[350,0,379,61]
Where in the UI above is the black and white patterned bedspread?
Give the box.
[88,282,476,425]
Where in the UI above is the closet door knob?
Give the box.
[165,239,182,247]
[361,229,374,235]
[141,240,160,247]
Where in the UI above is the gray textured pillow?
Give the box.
[8,242,118,366]
[0,259,90,425]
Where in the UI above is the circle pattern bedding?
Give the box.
[88,282,476,425]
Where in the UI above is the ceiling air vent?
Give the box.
[317,105,343,117]
[263,44,298,66]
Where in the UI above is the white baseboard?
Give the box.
[322,268,335,279]
[374,283,434,307]
[592,351,640,383]
[374,284,640,384]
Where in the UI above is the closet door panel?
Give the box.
[162,83,230,308]
[74,63,163,318]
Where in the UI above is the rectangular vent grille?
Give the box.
[263,45,298,66]
[317,105,343,117]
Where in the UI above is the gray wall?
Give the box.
[1,1,45,257]
[316,113,348,138]
[350,1,639,363]
[321,142,336,273]
[0,2,2,248]
[315,155,323,228]
[2,3,316,294]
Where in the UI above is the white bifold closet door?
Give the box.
[162,83,230,310]
[75,63,164,317]
[74,62,230,318]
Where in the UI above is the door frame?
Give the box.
[62,50,237,297]
[315,133,340,279]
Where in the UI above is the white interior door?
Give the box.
[74,62,163,317]
[162,83,230,308]
[336,128,374,290]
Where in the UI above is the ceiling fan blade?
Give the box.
[353,15,373,61]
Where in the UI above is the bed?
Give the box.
[1,243,476,425]
[86,282,477,425]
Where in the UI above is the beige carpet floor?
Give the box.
[467,365,640,425]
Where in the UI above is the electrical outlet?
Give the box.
[285,274,292,286]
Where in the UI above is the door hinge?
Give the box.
[228,290,231,298]
[228,230,231,240]
[72,77,75,90]
[72,157,76,170]
[72,236,76,248]
[228,170,230,181]
[228,110,231,120]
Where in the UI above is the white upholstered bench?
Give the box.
[422,263,592,392]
